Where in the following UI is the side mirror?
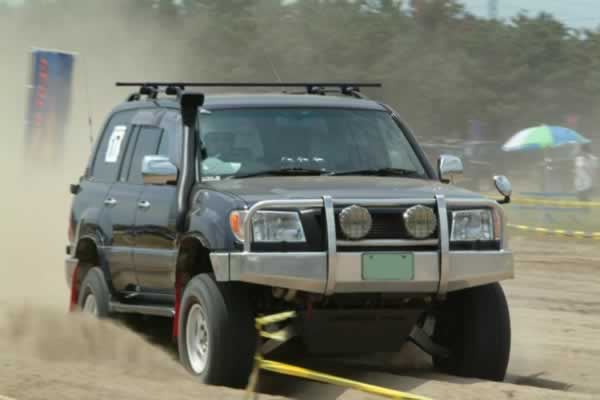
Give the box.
[494,175,512,204]
[438,154,464,184]
[142,155,178,185]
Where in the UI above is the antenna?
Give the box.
[267,57,283,84]
[82,52,94,147]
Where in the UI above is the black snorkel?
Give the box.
[176,92,205,233]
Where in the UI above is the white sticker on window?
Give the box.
[105,125,127,163]
[201,175,221,182]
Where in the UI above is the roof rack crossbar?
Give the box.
[118,82,381,102]
[124,84,185,102]
[116,82,382,88]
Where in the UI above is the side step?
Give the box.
[109,301,174,317]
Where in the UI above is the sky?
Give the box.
[2,0,599,30]
[462,0,600,29]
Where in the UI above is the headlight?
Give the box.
[450,209,496,241]
[229,210,306,243]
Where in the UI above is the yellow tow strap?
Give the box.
[245,311,432,400]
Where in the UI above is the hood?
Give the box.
[204,176,484,205]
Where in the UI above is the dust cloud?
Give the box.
[0,0,193,382]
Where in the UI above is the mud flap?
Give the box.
[68,263,80,312]
[172,271,183,339]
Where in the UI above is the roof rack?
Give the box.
[116,82,382,101]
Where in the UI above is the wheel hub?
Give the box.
[186,303,210,374]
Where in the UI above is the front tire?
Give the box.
[77,267,111,318]
[177,274,256,388]
[433,282,511,381]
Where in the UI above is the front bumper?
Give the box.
[209,196,514,296]
[211,250,513,294]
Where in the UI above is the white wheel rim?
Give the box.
[82,293,98,316]
[186,303,210,374]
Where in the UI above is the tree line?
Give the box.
[3,0,600,147]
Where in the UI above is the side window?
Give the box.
[90,110,136,182]
[127,126,163,184]
[158,129,169,156]
[158,110,182,167]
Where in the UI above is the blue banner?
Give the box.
[24,49,75,162]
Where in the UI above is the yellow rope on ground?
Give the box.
[259,358,432,400]
[509,197,600,208]
[508,223,600,239]
[480,192,600,208]
[246,310,433,400]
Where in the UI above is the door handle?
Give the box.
[137,200,151,209]
[104,197,117,207]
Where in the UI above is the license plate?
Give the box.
[361,253,414,281]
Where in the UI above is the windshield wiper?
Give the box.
[328,167,420,177]
[233,167,330,178]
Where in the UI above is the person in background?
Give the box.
[574,143,598,201]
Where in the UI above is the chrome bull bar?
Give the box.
[240,195,508,298]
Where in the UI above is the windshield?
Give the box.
[197,108,428,179]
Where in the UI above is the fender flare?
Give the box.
[72,234,114,294]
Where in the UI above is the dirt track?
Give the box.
[2,2,598,397]
[0,231,598,400]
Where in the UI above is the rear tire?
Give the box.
[433,282,511,381]
[77,267,111,319]
[177,274,256,388]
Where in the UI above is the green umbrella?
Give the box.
[502,125,591,152]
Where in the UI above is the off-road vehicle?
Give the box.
[65,82,514,388]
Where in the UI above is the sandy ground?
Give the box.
[1,3,598,399]
[0,228,598,400]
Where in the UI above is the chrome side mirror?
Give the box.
[438,154,464,184]
[142,155,178,185]
[494,175,512,204]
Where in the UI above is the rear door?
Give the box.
[134,111,181,290]
[72,110,137,251]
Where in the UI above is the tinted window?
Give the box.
[158,129,169,156]
[127,127,163,184]
[91,110,136,182]
[197,108,426,178]
[158,111,182,166]
[118,129,139,183]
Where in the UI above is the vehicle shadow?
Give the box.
[116,314,179,360]
[116,316,574,399]
[256,342,435,399]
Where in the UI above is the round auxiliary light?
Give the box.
[339,205,372,240]
[403,205,437,239]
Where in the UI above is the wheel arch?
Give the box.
[175,234,214,288]
[72,235,113,296]
[172,233,215,340]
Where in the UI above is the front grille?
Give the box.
[335,206,438,241]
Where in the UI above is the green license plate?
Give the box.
[361,253,414,281]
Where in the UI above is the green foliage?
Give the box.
[9,0,600,142]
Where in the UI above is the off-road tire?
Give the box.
[177,274,256,388]
[77,266,111,318]
[432,282,511,381]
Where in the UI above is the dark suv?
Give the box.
[65,82,514,388]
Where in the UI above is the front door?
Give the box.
[134,184,177,290]
[133,112,180,290]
